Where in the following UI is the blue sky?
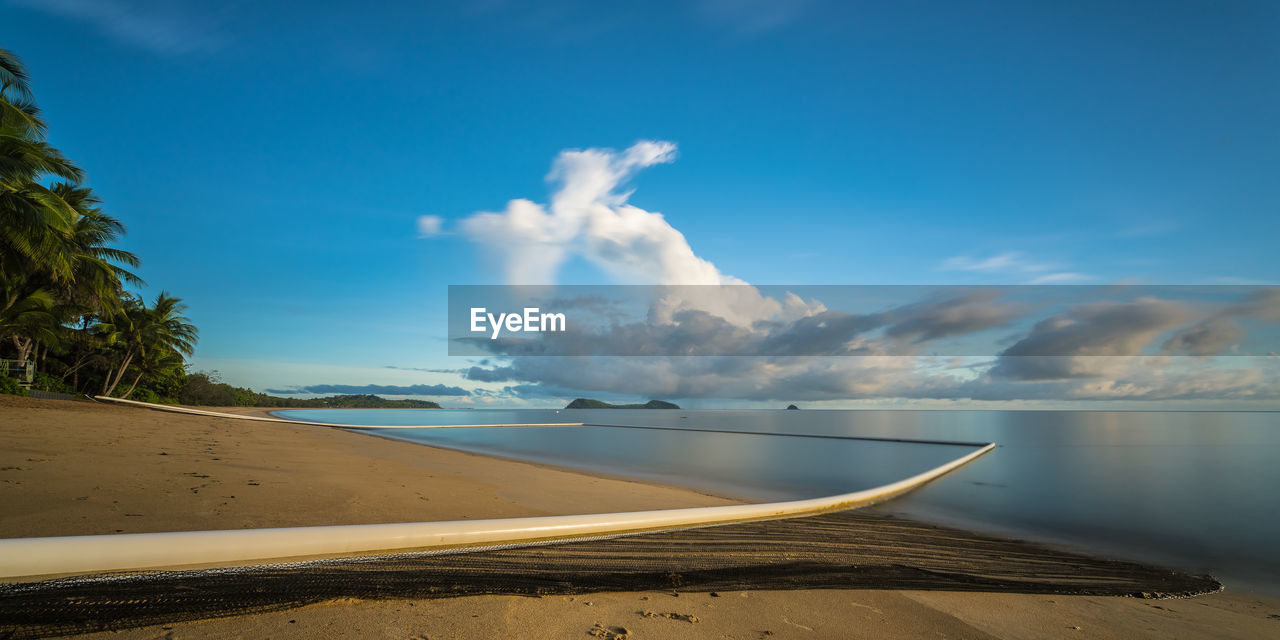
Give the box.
[4,1,1278,407]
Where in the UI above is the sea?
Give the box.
[273,408,1280,594]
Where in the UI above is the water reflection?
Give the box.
[371,424,972,502]
[277,408,1280,593]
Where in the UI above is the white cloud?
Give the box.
[941,252,1034,272]
[416,215,445,238]
[1028,272,1092,284]
[942,251,1091,284]
[465,351,1280,405]
[460,140,739,286]
[457,141,829,326]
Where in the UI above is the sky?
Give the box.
[3,0,1278,408]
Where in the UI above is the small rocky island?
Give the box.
[786,404,800,410]
[565,398,680,409]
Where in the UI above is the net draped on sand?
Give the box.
[0,511,1219,639]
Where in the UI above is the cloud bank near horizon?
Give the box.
[456,292,1280,403]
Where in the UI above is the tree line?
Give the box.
[1,46,197,401]
[177,372,440,408]
[1,47,444,409]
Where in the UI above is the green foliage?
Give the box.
[170,371,442,408]
[32,371,73,393]
[141,360,186,401]
[178,371,238,406]
[0,372,27,396]
[131,387,159,404]
[1,48,198,401]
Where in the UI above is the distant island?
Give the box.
[786,404,800,410]
[192,391,441,409]
[168,373,443,408]
[273,394,442,409]
[565,398,680,410]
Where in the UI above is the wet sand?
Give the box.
[2,395,1278,639]
[0,396,735,539]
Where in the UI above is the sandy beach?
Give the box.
[0,396,736,539]
[2,395,1278,639]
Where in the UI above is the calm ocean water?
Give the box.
[275,409,1280,593]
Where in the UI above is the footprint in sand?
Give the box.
[588,623,631,639]
[638,610,700,623]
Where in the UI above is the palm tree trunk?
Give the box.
[103,351,134,396]
[12,336,33,363]
[62,356,89,380]
[104,355,131,396]
[100,366,111,394]
[121,371,144,399]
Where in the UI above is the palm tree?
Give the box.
[100,292,197,397]
[119,347,184,400]
[1,47,198,399]
[0,47,35,102]
[0,46,46,143]
[2,184,142,366]
[1,50,140,378]
[54,182,142,310]
[1,48,84,289]
[53,315,112,392]
[0,285,59,362]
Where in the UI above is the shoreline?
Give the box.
[8,400,1253,586]
[223,405,752,504]
[3,396,1279,638]
[0,396,739,541]
[3,399,990,578]
[259,406,1272,595]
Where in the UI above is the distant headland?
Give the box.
[282,394,442,409]
[564,398,680,410]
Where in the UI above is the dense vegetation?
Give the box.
[564,398,680,409]
[0,47,200,401]
[288,395,441,409]
[177,372,440,408]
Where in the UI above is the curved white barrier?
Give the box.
[0,398,994,579]
[92,396,584,429]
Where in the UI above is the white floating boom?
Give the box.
[0,399,994,579]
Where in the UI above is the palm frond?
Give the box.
[0,96,46,139]
[0,48,34,101]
